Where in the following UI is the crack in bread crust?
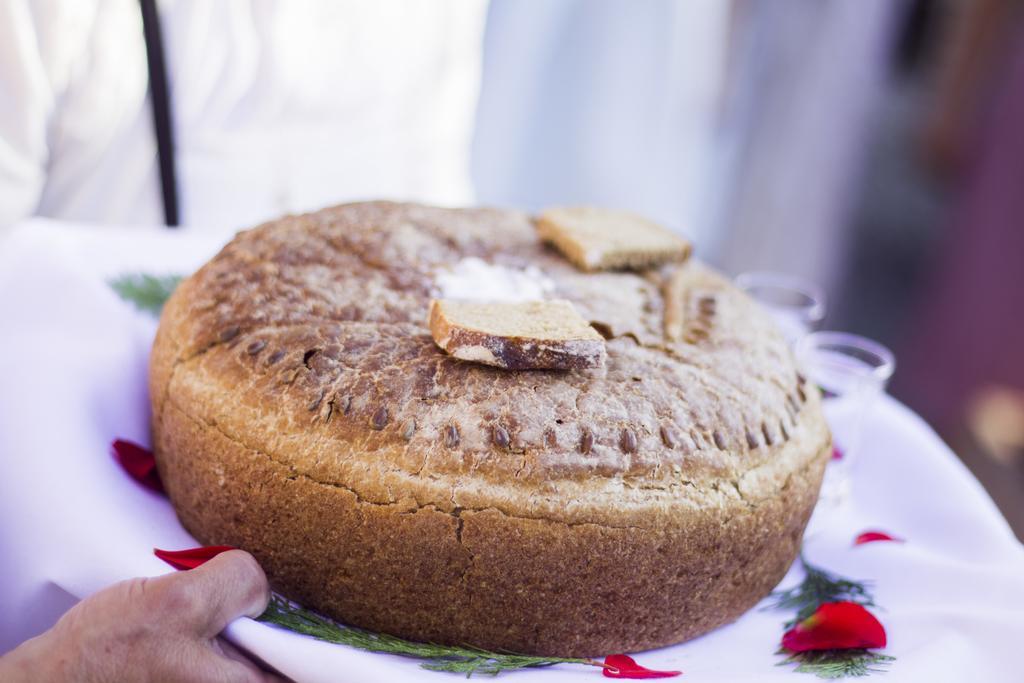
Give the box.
[150,201,832,655]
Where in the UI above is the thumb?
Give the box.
[153,549,271,638]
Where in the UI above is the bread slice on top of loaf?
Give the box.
[536,206,692,271]
[428,298,606,370]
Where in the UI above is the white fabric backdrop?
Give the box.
[1,222,1022,681]
[0,0,485,230]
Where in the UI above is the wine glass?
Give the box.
[796,331,895,530]
[735,271,827,345]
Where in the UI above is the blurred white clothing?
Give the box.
[711,0,896,297]
[0,0,486,230]
[473,0,730,250]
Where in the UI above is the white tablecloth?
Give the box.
[1,222,1023,681]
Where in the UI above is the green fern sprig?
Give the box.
[765,553,876,627]
[767,554,894,679]
[109,273,183,314]
[257,596,591,677]
[776,649,896,679]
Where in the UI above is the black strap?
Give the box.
[139,0,179,227]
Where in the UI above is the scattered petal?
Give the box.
[831,446,844,461]
[782,602,887,652]
[854,530,904,546]
[112,439,164,493]
[602,654,681,679]
[154,545,236,570]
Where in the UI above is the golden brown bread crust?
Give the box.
[150,201,831,656]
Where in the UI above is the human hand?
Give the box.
[0,549,286,682]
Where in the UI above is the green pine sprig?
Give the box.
[109,273,183,314]
[765,553,876,627]
[256,596,591,677]
[767,553,894,679]
[776,649,896,679]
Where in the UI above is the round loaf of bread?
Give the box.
[150,202,831,657]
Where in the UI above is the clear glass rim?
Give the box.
[734,271,827,322]
[795,330,896,382]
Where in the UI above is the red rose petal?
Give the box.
[112,439,164,493]
[602,654,681,679]
[831,446,844,461]
[782,602,887,652]
[154,546,236,570]
[854,530,904,546]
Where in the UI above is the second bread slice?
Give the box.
[428,299,606,370]
[536,206,692,271]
